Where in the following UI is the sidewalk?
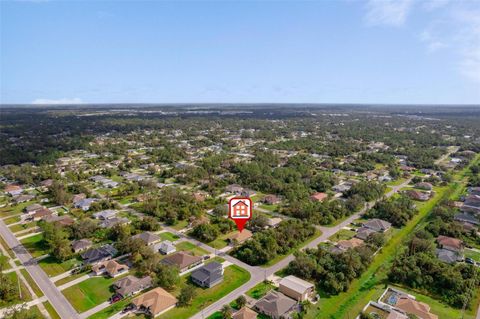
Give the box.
[57,274,91,291]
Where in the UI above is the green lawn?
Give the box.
[9,221,37,233]
[55,271,89,286]
[0,201,34,217]
[4,215,21,225]
[20,268,43,297]
[43,301,61,319]
[157,265,251,319]
[87,298,132,319]
[176,241,209,256]
[38,256,82,277]
[328,229,356,242]
[246,281,275,299]
[171,220,189,231]
[62,274,128,312]
[465,249,480,263]
[20,233,49,257]
[159,231,180,242]
[207,312,223,319]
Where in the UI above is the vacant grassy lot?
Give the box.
[176,241,209,256]
[171,219,189,230]
[0,201,34,217]
[20,233,49,257]
[157,265,250,319]
[328,228,356,242]
[62,274,128,312]
[9,221,37,233]
[159,231,180,242]
[39,256,82,277]
[87,298,132,319]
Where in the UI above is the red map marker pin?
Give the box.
[229,197,252,232]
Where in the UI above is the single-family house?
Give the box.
[93,209,117,220]
[133,232,161,246]
[436,235,463,253]
[233,307,258,319]
[132,287,177,317]
[355,227,377,240]
[161,252,203,273]
[310,192,328,202]
[99,217,130,229]
[113,275,152,298]
[25,203,43,215]
[153,240,176,255]
[74,198,97,211]
[337,238,364,251]
[92,260,129,277]
[254,291,297,319]
[4,185,23,196]
[13,194,34,204]
[436,248,460,264]
[191,262,224,288]
[362,219,392,233]
[228,229,253,245]
[279,275,315,302]
[266,217,282,228]
[32,208,53,221]
[71,239,92,253]
[263,195,281,205]
[42,215,75,226]
[415,182,433,191]
[395,296,438,319]
[81,245,117,264]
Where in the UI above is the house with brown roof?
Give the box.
[263,195,281,205]
[71,239,92,253]
[113,275,152,297]
[92,260,129,277]
[24,203,44,215]
[336,238,364,251]
[233,307,258,319]
[228,229,253,245]
[132,232,161,246]
[405,190,430,201]
[395,297,438,319]
[42,215,75,226]
[310,192,328,202]
[132,287,177,317]
[436,235,463,253]
[161,252,203,273]
[4,185,23,196]
[32,208,53,221]
[254,291,297,319]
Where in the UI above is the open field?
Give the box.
[20,233,48,257]
[176,241,209,256]
[38,256,82,277]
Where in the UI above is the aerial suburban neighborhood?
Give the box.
[0,104,479,319]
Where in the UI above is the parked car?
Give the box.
[203,255,211,260]
[465,258,475,265]
[122,304,134,313]
[110,294,122,304]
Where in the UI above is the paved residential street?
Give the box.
[0,219,80,319]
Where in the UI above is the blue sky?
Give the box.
[1,0,479,104]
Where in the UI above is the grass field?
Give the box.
[9,221,37,233]
[159,231,180,242]
[157,265,251,319]
[0,201,34,217]
[87,298,132,319]
[43,301,61,319]
[171,220,189,230]
[38,256,82,277]
[20,268,43,297]
[328,228,356,242]
[246,281,275,299]
[20,233,49,257]
[62,274,128,312]
[176,241,209,256]
[465,249,480,263]
[55,271,89,286]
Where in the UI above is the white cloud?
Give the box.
[31,98,83,105]
[454,10,480,82]
[419,29,448,52]
[364,0,414,27]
